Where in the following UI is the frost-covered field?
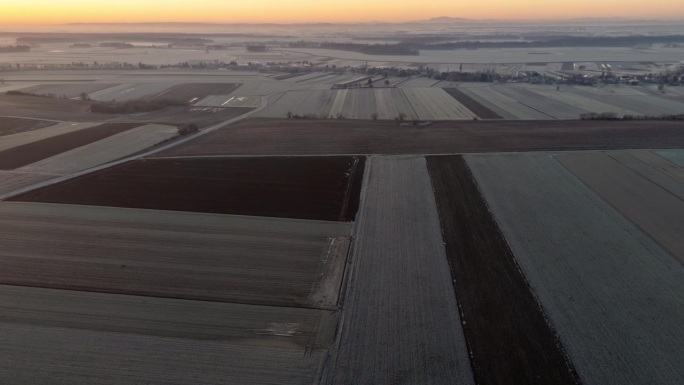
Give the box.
[467,152,684,385]
[18,124,178,175]
[0,122,100,152]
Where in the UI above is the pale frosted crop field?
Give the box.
[253,90,336,118]
[0,171,54,198]
[403,88,476,120]
[0,122,100,152]
[89,83,177,101]
[461,86,550,119]
[18,124,178,175]
[467,152,684,385]
[195,95,262,108]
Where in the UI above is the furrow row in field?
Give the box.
[466,153,684,385]
[0,323,324,385]
[0,202,352,309]
[0,284,335,349]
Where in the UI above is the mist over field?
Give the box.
[1,9,683,385]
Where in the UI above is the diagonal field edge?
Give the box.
[426,155,582,385]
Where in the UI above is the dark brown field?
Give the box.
[0,123,141,170]
[427,155,581,385]
[11,156,366,221]
[150,83,241,103]
[158,118,684,156]
[0,117,55,136]
[444,88,504,119]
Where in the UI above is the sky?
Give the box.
[1,0,682,24]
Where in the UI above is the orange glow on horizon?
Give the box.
[1,0,682,25]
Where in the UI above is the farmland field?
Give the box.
[0,285,335,347]
[654,149,684,167]
[460,86,551,119]
[0,117,55,136]
[427,155,580,385]
[11,156,366,222]
[0,323,325,385]
[466,153,684,385]
[0,171,54,197]
[0,122,101,153]
[150,83,241,103]
[556,151,684,262]
[194,94,261,108]
[323,156,474,385]
[0,123,141,170]
[492,85,587,119]
[159,118,684,156]
[0,202,352,309]
[403,87,476,120]
[89,83,177,102]
[17,124,178,175]
[443,88,503,119]
[18,83,118,98]
[131,105,254,128]
[253,90,336,118]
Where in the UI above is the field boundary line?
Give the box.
[0,89,288,201]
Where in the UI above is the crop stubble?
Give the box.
[466,153,684,385]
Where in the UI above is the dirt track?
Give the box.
[158,118,684,156]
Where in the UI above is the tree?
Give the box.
[286,111,293,119]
